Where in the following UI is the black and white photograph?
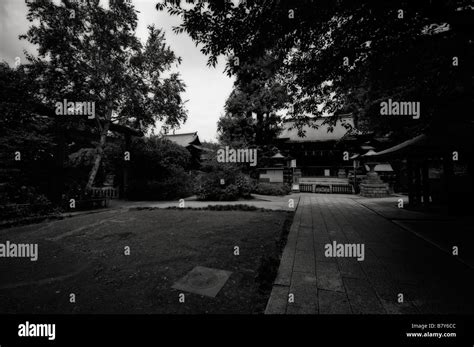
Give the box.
[0,0,473,345]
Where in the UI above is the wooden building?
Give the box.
[366,121,473,211]
[163,131,209,169]
[276,116,359,178]
[274,115,390,193]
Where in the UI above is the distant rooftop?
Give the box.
[278,116,356,143]
[163,132,201,147]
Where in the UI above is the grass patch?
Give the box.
[255,212,293,296]
[0,208,294,314]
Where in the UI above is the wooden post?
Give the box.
[353,159,357,193]
[442,152,453,205]
[422,159,430,206]
[407,158,415,206]
[414,161,422,206]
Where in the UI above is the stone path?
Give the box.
[265,194,474,314]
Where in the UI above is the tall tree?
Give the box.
[0,63,53,160]
[0,62,58,203]
[217,52,288,147]
[217,110,255,146]
[22,0,188,190]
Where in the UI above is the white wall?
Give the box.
[259,169,284,183]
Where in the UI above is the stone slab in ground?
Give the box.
[172,266,232,298]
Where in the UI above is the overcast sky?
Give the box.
[0,0,234,142]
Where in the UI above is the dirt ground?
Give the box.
[0,209,293,314]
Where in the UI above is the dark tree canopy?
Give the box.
[0,62,57,203]
[0,63,53,157]
[158,0,473,139]
[220,53,288,146]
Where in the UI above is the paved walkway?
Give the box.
[265,194,474,314]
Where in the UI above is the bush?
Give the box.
[164,204,264,211]
[128,137,193,201]
[235,174,255,197]
[128,167,193,201]
[254,182,291,196]
[0,185,58,220]
[194,164,256,201]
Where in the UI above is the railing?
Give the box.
[332,184,354,194]
[90,187,119,199]
[300,183,313,193]
[315,185,331,193]
[298,183,354,194]
[301,166,354,177]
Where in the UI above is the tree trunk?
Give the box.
[256,112,264,145]
[52,123,66,203]
[85,110,111,192]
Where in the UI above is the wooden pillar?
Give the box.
[407,158,415,206]
[414,161,422,206]
[442,153,453,204]
[422,159,430,206]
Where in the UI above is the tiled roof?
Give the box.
[367,134,426,157]
[163,132,201,147]
[278,116,355,142]
[364,163,394,172]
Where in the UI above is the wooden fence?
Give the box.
[299,183,354,194]
[90,187,119,199]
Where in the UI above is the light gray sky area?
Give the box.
[0,0,235,142]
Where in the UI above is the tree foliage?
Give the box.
[0,63,54,161]
[158,0,473,139]
[128,137,193,200]
[22,0,188,189]
[0,62,57,204]
[218,53,288,146]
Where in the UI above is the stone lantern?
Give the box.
[359,153,389,197]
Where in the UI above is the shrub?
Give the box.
[0,185,58,220]
[235,174,255,197]
[195,164,256,201]
[128,137,193,201]
[128,167,193,201]
[254,182,291,196]
[223,184,239,200]
[206,204,258,211]
[164,204,262,211]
